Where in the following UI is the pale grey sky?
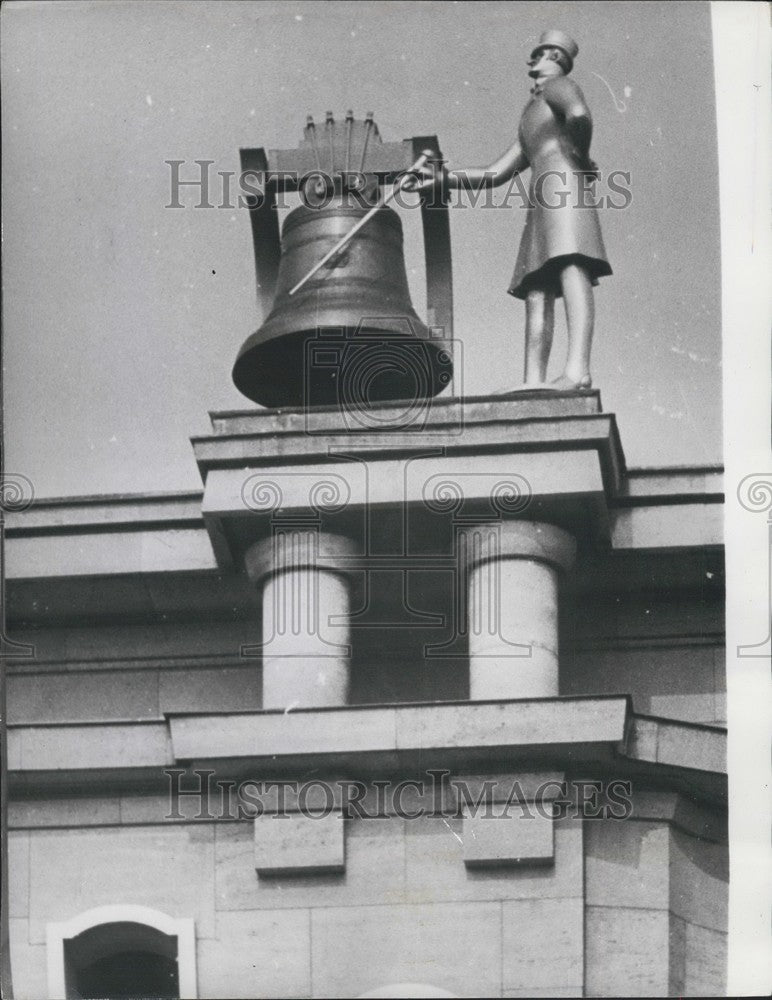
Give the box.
[2,0,722,497]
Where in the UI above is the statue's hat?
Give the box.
[530,30,579,69]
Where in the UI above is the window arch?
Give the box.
[46,905,196,1000]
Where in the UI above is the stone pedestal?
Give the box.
[459,521,576,700]
[245,530,355,709]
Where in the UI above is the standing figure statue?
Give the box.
[419,30,612,390]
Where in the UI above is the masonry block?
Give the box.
[28,826,216,943]
[9,919,49,1000]
[404,815,581,905]
[158,666,261,714]
[585,819,670,910]
[669,826,728,932]
[684,922,727,997]
[8,669,160,724]
[669,913,687,996]
[8,832,29,917]
[585,906,670,997]
[196,909,311,999]
[311,901,502,998]
[502,897,583,994]
[254,811,344,876]
[217,817,404,911]
[10,797,121,830]
[463,812,553,867]
[504,988,582,998]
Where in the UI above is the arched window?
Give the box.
[46,905,196,1000]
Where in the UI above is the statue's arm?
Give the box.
[444,139,529,190]
[543,77,594,163]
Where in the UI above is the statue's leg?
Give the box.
[557,263,594,385]
[524,288,555,385]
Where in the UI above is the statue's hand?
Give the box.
[573,154,599,182]
[403,159,446,192]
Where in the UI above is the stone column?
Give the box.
[245,530,355,709]
[458,521,576,700]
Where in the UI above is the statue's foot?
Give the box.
[500,375,593,395]
[501,382,553,394]
[550,373,593,391]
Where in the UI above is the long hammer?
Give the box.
[288,150,435,297]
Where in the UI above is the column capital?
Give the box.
[244,529,357,585]
[458,520,576,574]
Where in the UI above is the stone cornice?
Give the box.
[4,397,724,624]
[7,698,726,805]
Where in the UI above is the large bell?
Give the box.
[232,200,453,409]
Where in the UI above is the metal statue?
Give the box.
[419,30,612,390]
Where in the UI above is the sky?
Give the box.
[1,0,723,498]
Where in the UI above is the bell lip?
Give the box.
[232,326,453,409]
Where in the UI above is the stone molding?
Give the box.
[244,530,358,584]
[457,520,576,574]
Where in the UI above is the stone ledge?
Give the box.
[6,704,728,805]
[201,449,606,516]
[626,715,727,774]
[5,528,218,580]
[611,502,723,549]
[194,392,621,570]
[7,722,171,772]
[619,466,723,502]
[194,412,621,477]
[205,389,603,435]
[168,696,630,763]
[4,492,205,532]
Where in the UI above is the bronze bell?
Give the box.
[233,197,452,409]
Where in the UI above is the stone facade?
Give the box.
[5,393,726,997]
